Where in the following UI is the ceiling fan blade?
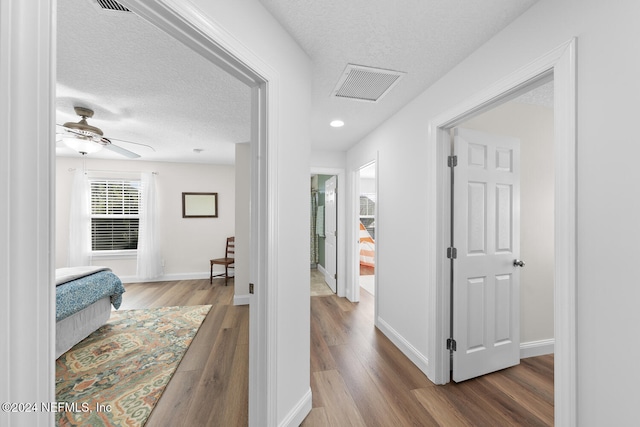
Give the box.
[105,137,156,152]
[103,142,141,159]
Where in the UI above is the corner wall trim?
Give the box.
[376,317,429,375]
[520,339,555,359]
[278,387,312,427]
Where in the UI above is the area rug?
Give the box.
[55,305,211,427]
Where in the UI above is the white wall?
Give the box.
[56,157,235,282]
[310,149,346,170]
[462,101,555,346]
[347,1,640,424]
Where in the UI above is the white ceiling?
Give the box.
[258,0,539,150]
[57,0,539,164]
[56,0,251,164]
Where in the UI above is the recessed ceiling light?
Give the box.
[330,120,345,128]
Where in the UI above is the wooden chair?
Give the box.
[210,237,235,285]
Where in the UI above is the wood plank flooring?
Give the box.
[117,279,248,427]
[118,279,553,426]
[304,289,554,427]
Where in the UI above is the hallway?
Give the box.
[303,290,554,426]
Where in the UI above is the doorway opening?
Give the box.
[310,173,337,296]
[427,39,576,424]
[53,0,277,424]
[448,79,555,382]
[358,162,376,297]
[310,167,346,298]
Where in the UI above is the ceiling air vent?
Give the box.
[332,64,405,103]
[95,0,131,12]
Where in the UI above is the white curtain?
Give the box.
[137,172,162,279]
[68,169,91,266]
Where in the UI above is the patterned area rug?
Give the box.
[56,305,211,426]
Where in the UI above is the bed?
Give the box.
[359,221,375,267]
[55,266,126,359]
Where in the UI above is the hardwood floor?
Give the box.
[304,289,554,427]
[311,268,334,296]
[119,279,553,426]
[118,278,249,426]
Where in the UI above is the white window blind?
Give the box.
[360,194,376,216]
[90,179,141,251]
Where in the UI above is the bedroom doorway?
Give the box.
[427,39,576,423]
[358,162,376,297]
[48,1,275,425]
[451,110,555,382]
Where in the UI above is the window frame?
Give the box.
[88,177,142,258]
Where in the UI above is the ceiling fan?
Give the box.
[57,106,154,158]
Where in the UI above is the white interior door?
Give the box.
[324,176,337,293]
[452,127,522,382]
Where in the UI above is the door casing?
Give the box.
[426,39,577,426]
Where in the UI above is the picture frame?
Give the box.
[182,192,218,218]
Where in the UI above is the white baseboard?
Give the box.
[278,387,312,427]
[317,263,327,276]
[520,338,554,359]
[119,272,211,284]
[376,317,430,376]
[234,294,251,306]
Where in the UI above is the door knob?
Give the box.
[513,259,525,267]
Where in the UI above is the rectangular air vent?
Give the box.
[96,0,131,12]
[332,64,405,103]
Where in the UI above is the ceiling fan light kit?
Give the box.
[62,135,104,154]
[58,106,142,158]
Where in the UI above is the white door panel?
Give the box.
[325,176,337,293]
[452,128,521,382]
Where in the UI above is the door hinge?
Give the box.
[448,155,458,167]
[447,247,457,259]
[334,273,337,280]
[249,283,254,294]
[447,338,457,351]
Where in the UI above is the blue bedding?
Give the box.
[56,270,125,321]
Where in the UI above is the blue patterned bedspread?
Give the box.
[56,270,126,321]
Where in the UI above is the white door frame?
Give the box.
[310,168,346,297]
[1,0,282,425]
[427,39,577,426]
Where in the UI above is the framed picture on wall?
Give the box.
[182,192,218,218]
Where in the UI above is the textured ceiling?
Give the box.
[57,0,539,163]
[56,0,251,164]
[258,0,540,151]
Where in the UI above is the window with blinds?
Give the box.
[90,179,141,251]
[360,194,376,239]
